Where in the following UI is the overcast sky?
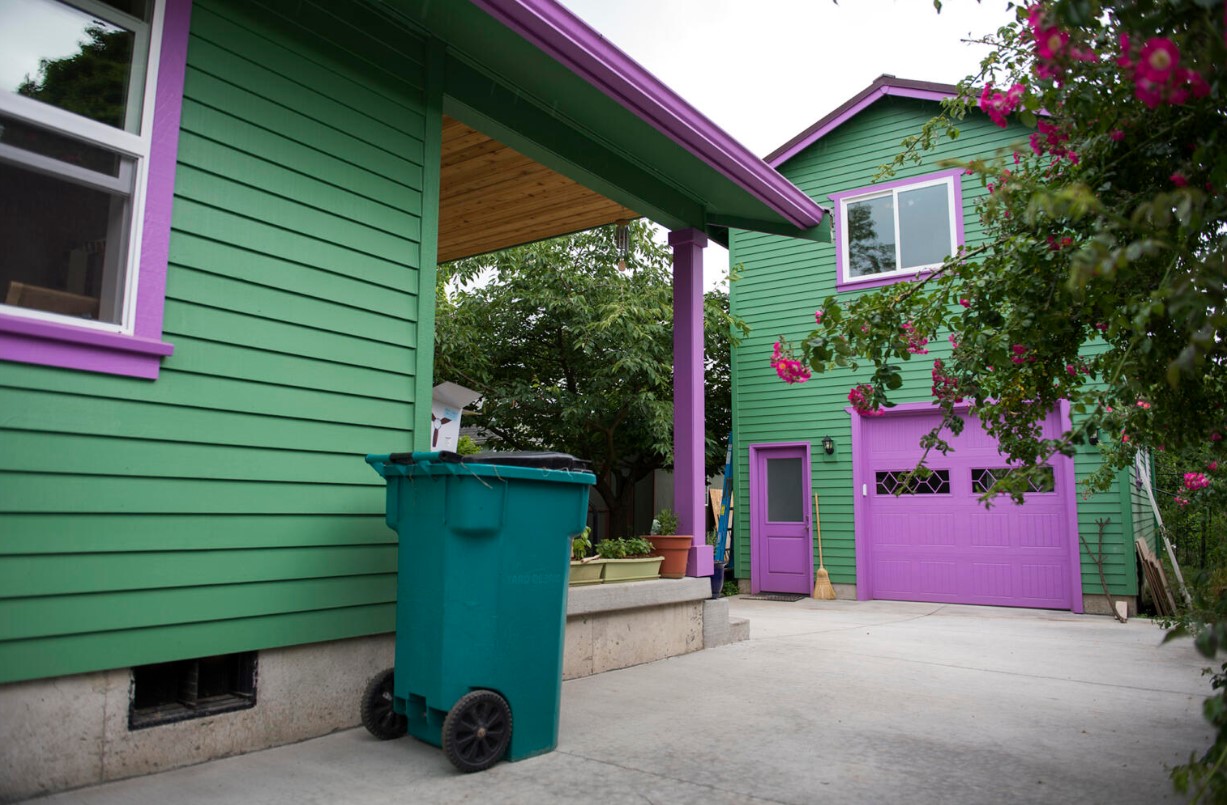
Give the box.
[558,0,1016,286]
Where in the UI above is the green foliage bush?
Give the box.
[595,536,655,560]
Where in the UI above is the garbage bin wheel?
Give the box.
[442,689,512,773]
[360,667,407,740]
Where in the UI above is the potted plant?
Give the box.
[647,508,691,579]
[595,536,663,583]
[569,527,603,586]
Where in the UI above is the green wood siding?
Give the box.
[0,0,436,683]
[730,97,1136,599]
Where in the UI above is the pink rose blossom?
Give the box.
[1208,461,1219,472]
[1138,38,1180,84]
[814,309,824,324]
[1171,172,1188,187]
[1110,130,1125,142]
[1183,472,1210,492]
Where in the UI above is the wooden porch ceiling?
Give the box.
[437,116,641,264]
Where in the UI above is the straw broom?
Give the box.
[812,492,837,600]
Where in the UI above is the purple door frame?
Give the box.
[849,401,1084,612]
[748,442,813,595]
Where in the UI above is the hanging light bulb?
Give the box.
[614,219,630,271]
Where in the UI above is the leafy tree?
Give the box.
[773,1,1224,796]
[436,221,746,538]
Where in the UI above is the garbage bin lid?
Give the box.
[461,451,592,472]
[386,450,592,472]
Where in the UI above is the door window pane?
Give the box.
[846,194,896,277]
[898,183,952,269]
[766,457,804,522]
[0,0,139,130]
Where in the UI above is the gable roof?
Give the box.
[766,75,958,168]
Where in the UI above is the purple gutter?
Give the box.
[767,75,958,168]
[470,0,826,230]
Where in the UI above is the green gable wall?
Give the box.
[0,0,438,683]
[729,97,1137,600]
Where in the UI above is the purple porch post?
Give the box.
[669,228,714,577]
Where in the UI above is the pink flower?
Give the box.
[1136,400,1150,409]
[1012,344,1028,355]
[771,341,811,384]
[1135,78,1165,109]
[1213,432,1224,443]
[1138,38,1180,84]
[1110,130,1125,142]
[948,334,959,348]
[979,82,1025,128]
[959,298,970,308]
[848,384,884,416]
[1036,27,1069,60]
[1175,496,1189,507]
[1117,33,1133,69]
[1171,172,1188,187]
[1184,472,1210,492]
[1208,461,1219,472]
[814,309,824,324]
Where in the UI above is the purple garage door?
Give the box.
[858,409,1077,610]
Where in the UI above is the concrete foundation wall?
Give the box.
[2,580,743,801]
[0,634,394,802]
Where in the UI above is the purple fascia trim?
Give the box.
[831,167,966,293]
[0,0,189,380]
[768,77,957,168]
[849,400,1084,611]
[747,441,812,596]
[470,0,825,230]
[670,228,714,577]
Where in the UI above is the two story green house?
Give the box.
[728,76,1154,613]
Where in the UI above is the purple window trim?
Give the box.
[830,167,965,293]
[469,0,825,230]
[0,0,190,381]
[848,400,1084,612]
[768,83,955,168]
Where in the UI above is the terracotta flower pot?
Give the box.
[647,534,692,579]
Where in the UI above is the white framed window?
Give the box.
[831,169,963,291]
[0,0,164,332]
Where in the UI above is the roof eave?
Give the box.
[470,0,826,231]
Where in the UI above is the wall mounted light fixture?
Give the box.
[822,435,835,455]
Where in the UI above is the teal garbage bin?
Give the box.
[361,450,594,772]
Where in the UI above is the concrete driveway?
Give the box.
[29,599,1212,804]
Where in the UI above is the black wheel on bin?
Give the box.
[360,668,407,740]
[442,689,512,773]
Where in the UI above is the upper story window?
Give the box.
[0,0,187,379]
[0,0,156,329]
[830,168,964,292]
